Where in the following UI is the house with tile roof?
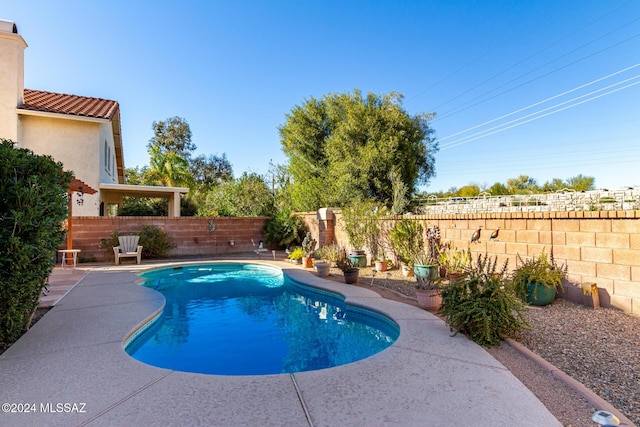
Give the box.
[0,19,188,217]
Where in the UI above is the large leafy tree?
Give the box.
[200,172,274,217]
[540,178,566,193]
[506,175,538,194]
[565,174,595,192]
[146,116,196,188]
[190,153,233,187]
[279,90,437,210]
[148,116,196,159]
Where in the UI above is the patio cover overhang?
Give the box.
[99,183,189,217]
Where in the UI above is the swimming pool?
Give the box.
[126,263,399,375]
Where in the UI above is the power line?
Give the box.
[438,64,640,142]
[440,79,640,150]
[439,73,640,149]
[435,29,640,122]
[434,156,640,177]
[437,140,640,167]
[407,0,635,105]
[404,2,566,104]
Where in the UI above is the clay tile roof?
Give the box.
[20,89,119,120]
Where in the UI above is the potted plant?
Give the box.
[336,247,360,284]
[374,259,389,272]
[288,247,304,265]
[389,219,423,276]
[437,242,471,282]
[313,246,331,277]
[301,232,316,268]
[412,225,442,280]
[414,273,443,310]
[401,264,414,277]
[511,250,567,306]
[412,252,439,281]
[340,200,384,267]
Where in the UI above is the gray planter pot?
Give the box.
[314,262,330,277]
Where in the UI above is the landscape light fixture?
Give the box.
[592,410,620,426]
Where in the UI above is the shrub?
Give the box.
[389,219,423,265]
[316,243,341,266]
[439,253,529,347]
[288,247,304,260]
[101,225,174,259]
[264,209,306,248]
[340,200,384,258]
[0,139,71,349]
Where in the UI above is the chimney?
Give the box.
[0,19,27,142]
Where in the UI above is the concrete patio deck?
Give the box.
[0,260,560,426]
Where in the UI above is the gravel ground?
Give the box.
[517,299,640,426]
[323,266,639,426]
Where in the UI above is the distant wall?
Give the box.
[299,209,640,315]
[66,216,271,262]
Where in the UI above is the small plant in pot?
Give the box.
[414,270,443,310]
[412,225,442,280]
[374,259,389,272]
[389,219,423,277]
[511,250,567,306]
[301,232,317,268]
[412,252,439,281]
[437,242,470,282]
[288,247,304,264]
[317,243,340,267]
[313,246,331,278]
[341,200,384,267]
[336,248,359,284]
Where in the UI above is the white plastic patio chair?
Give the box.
[252,239,269,259]
[113,235,143,265]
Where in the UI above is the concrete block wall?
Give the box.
[299,209,640,314]
[65,216,270,262]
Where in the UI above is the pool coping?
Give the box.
[0,259,561,426]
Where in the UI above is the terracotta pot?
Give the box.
[374,260,388,272]
[402,265,414,277]
[415,289,442,310]
[302,257,313,268]
[447,272,465,283]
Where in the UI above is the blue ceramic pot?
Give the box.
[525,282,557,306]
[414,264,438,280]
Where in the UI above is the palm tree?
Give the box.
[148,145,195,188]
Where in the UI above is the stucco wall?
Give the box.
[0,30,25,142]
[299,209,640,314]
[66,216,271,262]
[99,122,118,184]
[19,115,101,216]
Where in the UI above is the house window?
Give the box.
[104,140,111,175]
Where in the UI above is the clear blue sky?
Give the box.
[5,0,640,192]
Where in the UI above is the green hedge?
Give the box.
[0,139,71,349]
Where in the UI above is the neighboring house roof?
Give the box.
[20,89,119,119]
[17,89,126,184]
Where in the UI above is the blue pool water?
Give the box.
[126,263,399,375]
